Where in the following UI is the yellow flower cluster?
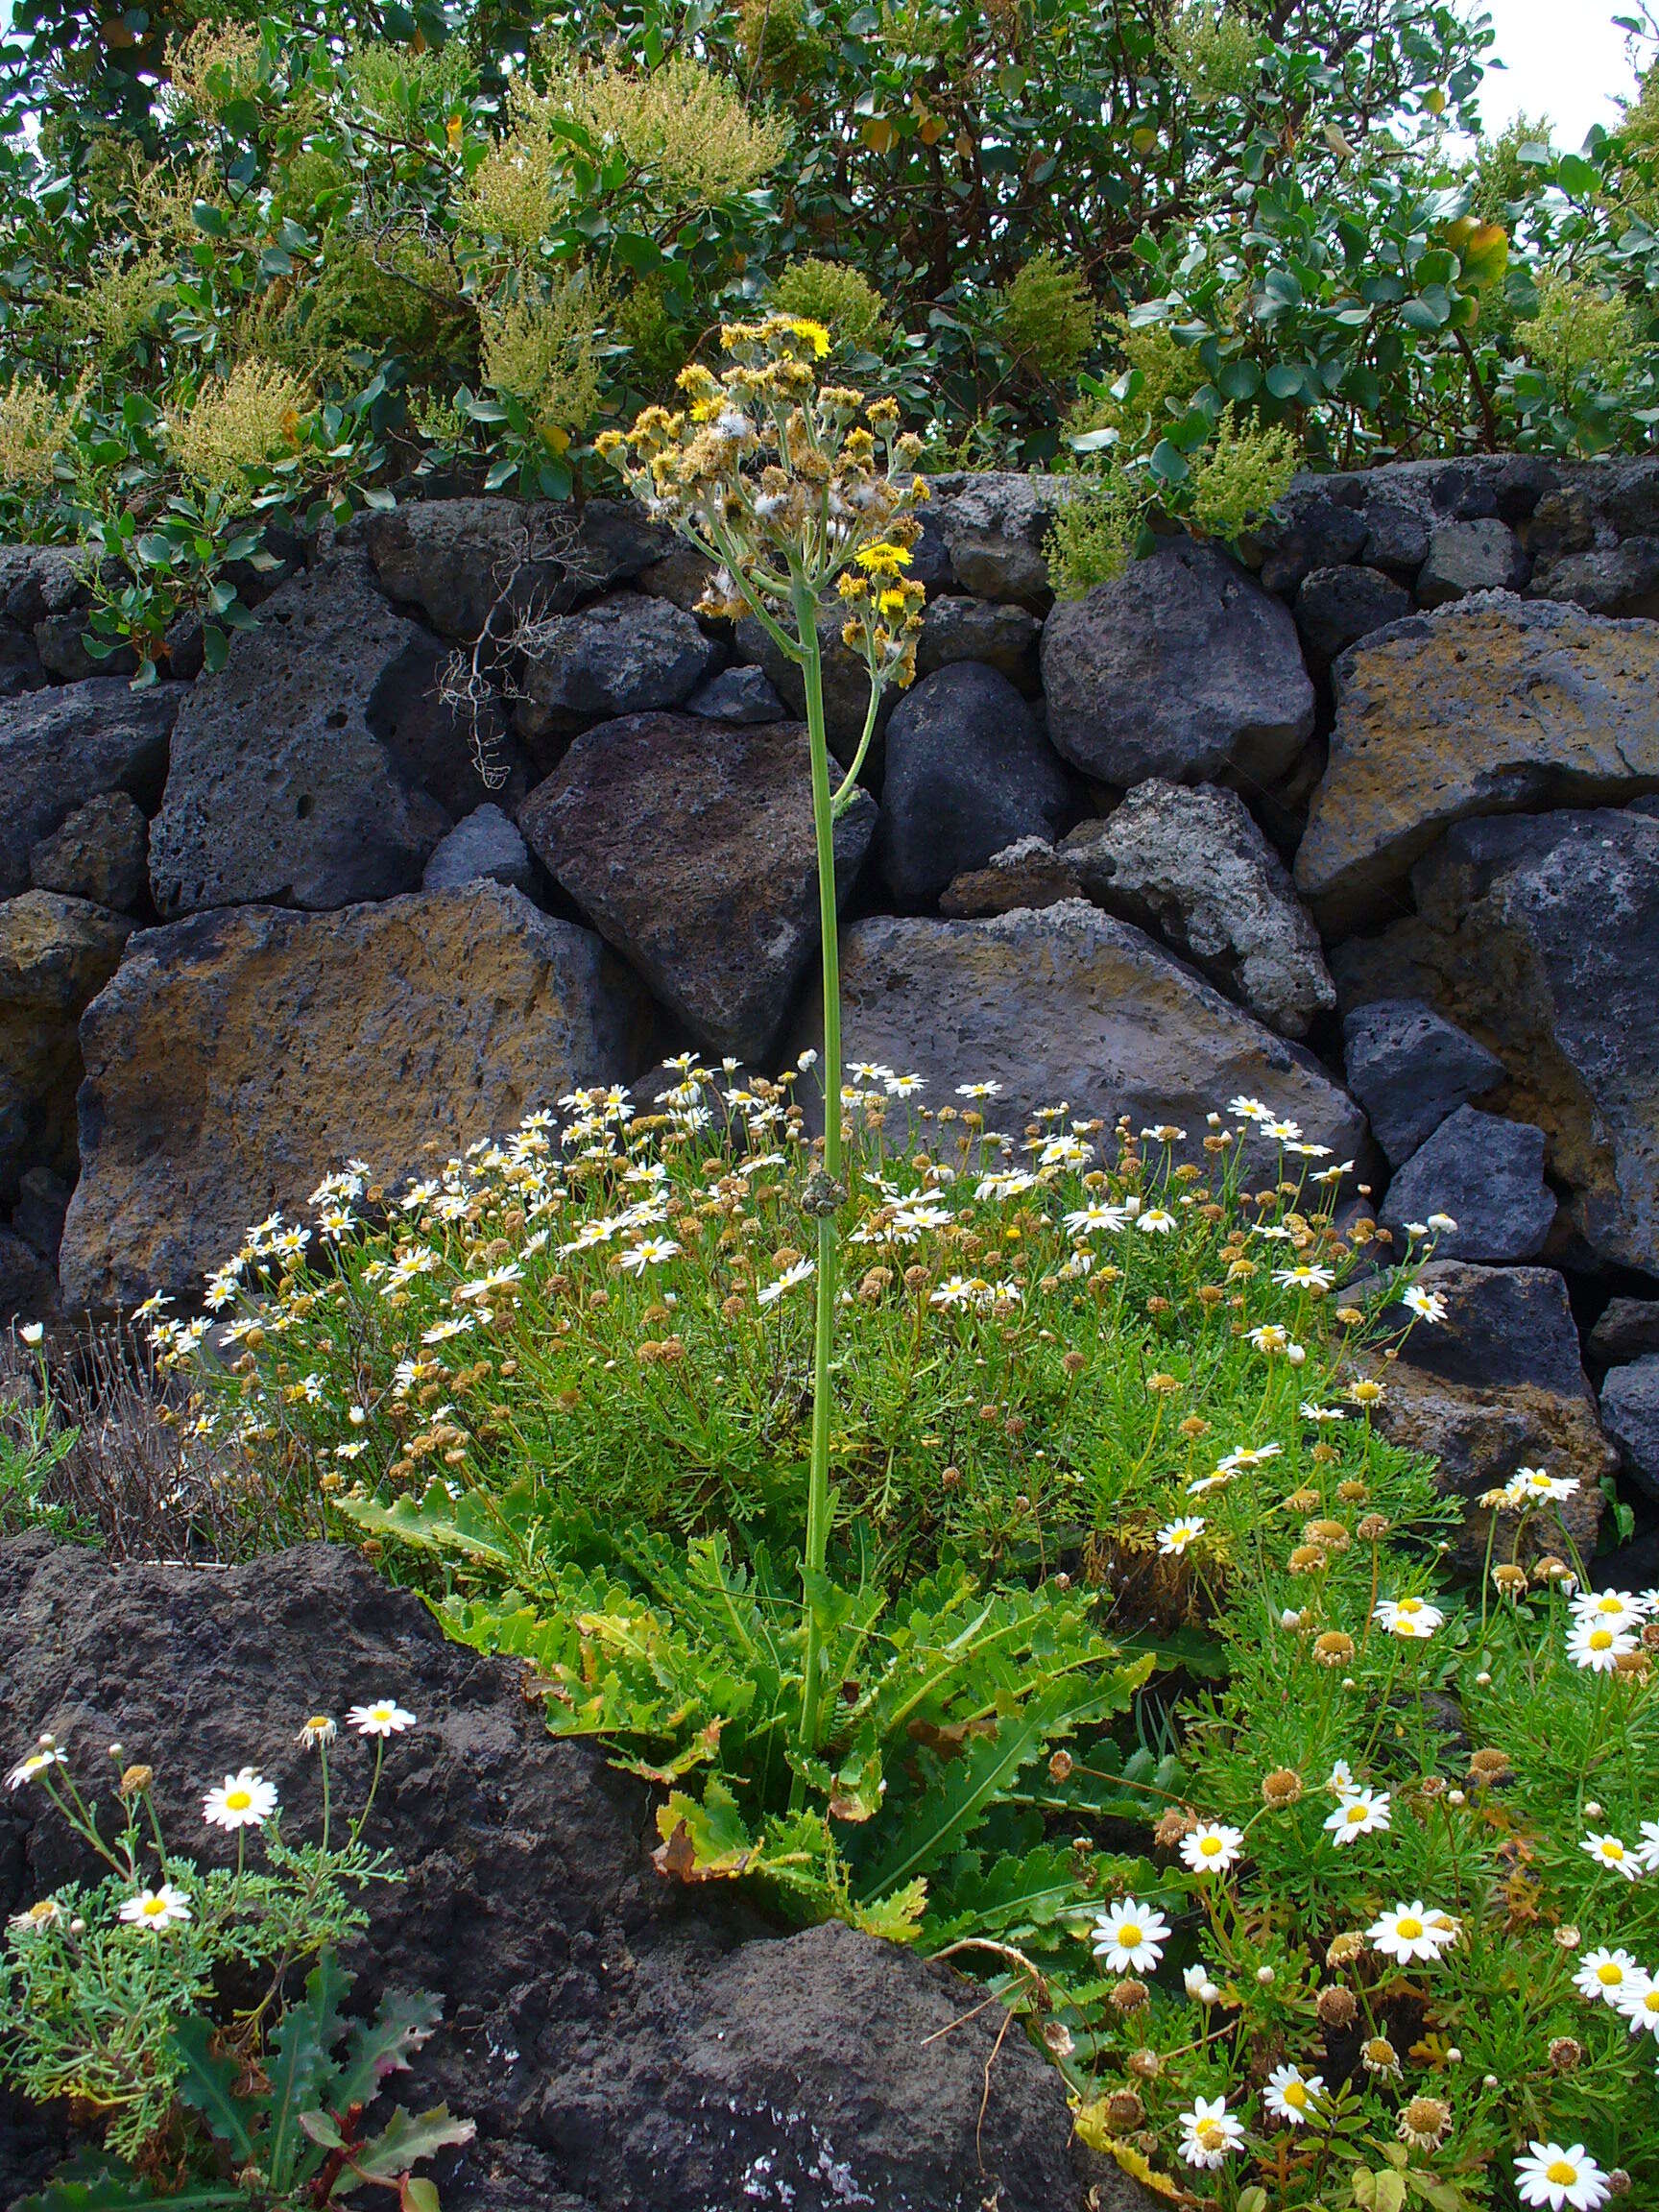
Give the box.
[595,314,929,688]
[0,373,78,493]
[167,356,309,491]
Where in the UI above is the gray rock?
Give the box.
[878,663,1073,908]
[1361,501,1431,576]
[1588,1297,1659,1366]
[795,901,1366,1171]
[1255,497,1368,594]
[0,679,179,898]
[1380,1106,1555,1263]
[940,836,1083,918]
[1342,998,1504,1167]
[36,611,137,684]
[637,542,717,613]
[148,553,454,918]
[60,887,657,1310]
[1332,807,1659,1277]
[1530,537,1659,619]
[29,792,149,914]
[1059,780,1334,1039]
[0,1225,55,1324]
[684,664,786,723]
[932,472,1069,608]
[1373,1259,1610,1567]
[0,891,133,1203]
[518,712,877,1066]
[1599,1356,1659,1503]
[735,605,891,760]
[1293,565,1413,667]
[421,804,535,894]
[12,1163,70,1264]
[513,590,720,743]
[365,496,671,639]
[916,594,1041,681]
[1296,594,1659,931]
[1416,518,1529,605]
[1041,541,1315,788]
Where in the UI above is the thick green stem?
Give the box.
[795,571,844,1772]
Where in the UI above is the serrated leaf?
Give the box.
[339,2105,476,2187]
[169,2016,255,2161]
[332,1987,444,2115]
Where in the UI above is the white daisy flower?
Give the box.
[1091,1898,1170,1973]
[1262,2063,1324,2126]
[1616,1978,1659,2036]
[202,1767,278,1830]
[955,1081,1002,1098]
[1137,1207,1176,1233]
[1566,1622,1636,1673]
[1367,1901,1458,1963]
[1300,1403,1345,1422]
[1275,1262,1334,1290]
[1373,1596,1443,1640]
[1513,2142,1611,2210]
[1401,1285,1447,1323]
[1228,1097,1270,1122]
[6,1745,65,1791]
[1579,1831,1640,1879]
[1063,1202,1128,1236]
[618,1236,681,1274]
[1571,1588,1644,1631]
[1573,1947,1647,2006]
[1639,1817,1659,1872]
[1157,1516,1205,1556]
[758,1257,816,1308]
[1179,1821,1243,1875]
[118,1883,192,1933]
[1325,1787,1391,1844]
[1177,2095,1243,2170]
[348,1698,417,1738]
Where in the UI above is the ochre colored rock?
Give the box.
[60,886,657,1310]
[1297,594,1659,929]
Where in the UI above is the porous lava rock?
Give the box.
[0,678,179,899]
[1599,1357,1659,1504]
[878,662,1073,908]
[683,664,786,723]
[796,901,1365,1172]
[59,886,657,1310]
[1040,541,1315,788]
[421,804,536,895]
[1415,518,1529,605]
[1379,1107,1556,1264]
[365,497,672,639]
[0,1223,55,1324]
[512,591,720,743]
[1332,806,1659,1278]
[1588,1297,1659,1366]
[28,792,150,914]
[930,472,1069,608]
[0,1536,1138,2212]
[1295,595,1659,930]
[1292,565,1412,668]
[1058,780,1334,1039]
[519,713,877,1066]
[916,594,1041,680]
[147,554,453,917]
[1341,1000,1504,1169]
[0,891,132,1204]
[1370,1260,1611,1568]
[940,836,1082,918]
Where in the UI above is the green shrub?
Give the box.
[990,251,1096,386]
[772,256,892,353]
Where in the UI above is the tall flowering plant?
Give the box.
[597,315,928,1767]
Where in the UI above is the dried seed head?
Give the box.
[1313,1630,1356,1669]
[1360,2035,1401,2078]
[1062,1351,1086,1376]
[1315,1983,1358,2031]
[1048,1749,1074,1784]
[1304,1517,1351,1552]
[1468,1747,1513,1785]
[1356,1512,1391,1542]
[1398,2096,1451,2151]
[1262,1767,1304,1808]
[1104,2088,1144,2131]
[1549,2036,1583,2073]
[1042,2020,1074,2058]
[1326,1930,1365,1968]
[117,1765,153,1798]
[1110,1977,1149,2013]
[1126,2046,1162,2080]
[1153,1806,1196,1849]
[1335,1479,1368,1503]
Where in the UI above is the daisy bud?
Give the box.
[1609,2172,1631,2197]
[1316,1984,1358,2031]
[1549,2036,1583,2072]
[1104,2088,1144,2131]
[1256,1965,1275,1985]
[1583,1801,1602,1820]
[1445,2048,1461,2064]
[1554,1925,1580,1950]
[940,1465,961,1489]
[1475,1669,1492,1685]
[1483,2075,1499,2089]
[1448,1788,1466,1807]
[118,1765,153,1798]
[69,1917,84,1933]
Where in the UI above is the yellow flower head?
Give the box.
[781,315,831,357]
[854,540,914,577]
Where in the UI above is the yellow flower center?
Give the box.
[1119,1924,1142,1947]
[1547,2163,1577,2187]
[1396,1917,1423,1940]
[1345,1804,1367,1824]
[225,1788,252,1812]
[141,1897,167,1918]
[1591,1629,1614,1649]
[1284,2082,1308,2109]
[1196,2120,1224,2149]
[1604,1841,1625,1861]
[1597,1962,1623,1984]
[1200,1837,1222,1857]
